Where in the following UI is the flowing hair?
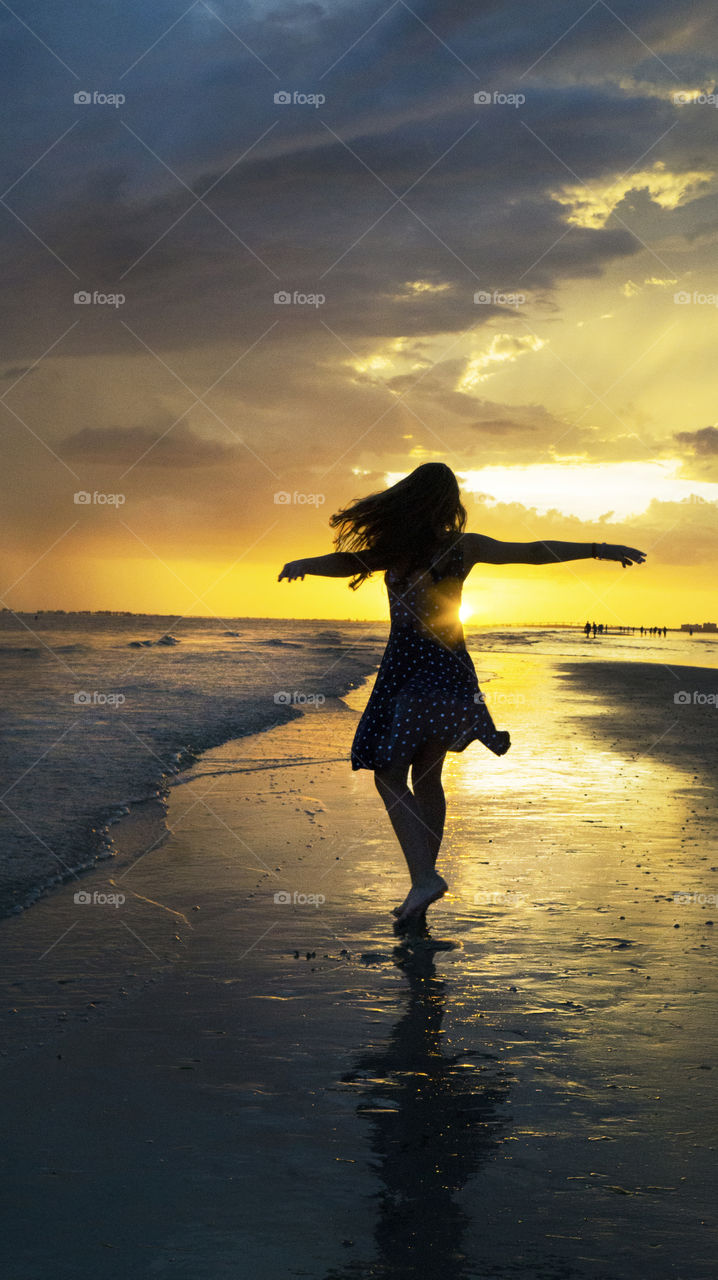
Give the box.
[329,462,467,591]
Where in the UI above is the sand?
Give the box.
[1,654,717,1278]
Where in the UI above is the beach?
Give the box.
[1,648,717,1278]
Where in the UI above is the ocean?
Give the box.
[0,613,715,918]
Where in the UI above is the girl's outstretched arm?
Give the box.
[278,552,380,582]
[463,533,647,570]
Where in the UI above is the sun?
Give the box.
[459,603,473,624]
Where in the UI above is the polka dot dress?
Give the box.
[351,540,511,771]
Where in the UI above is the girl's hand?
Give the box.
[278,559,309,582]
[600,544,647,568]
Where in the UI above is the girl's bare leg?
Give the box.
[411,742,447,869]
[374,745,448,925]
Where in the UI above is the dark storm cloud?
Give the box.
[2,0,718,358]
[3,0,718,586]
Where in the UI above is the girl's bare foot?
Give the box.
[393,909,429,937]
[393,873,448,926]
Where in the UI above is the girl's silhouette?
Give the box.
[279,463,646,930]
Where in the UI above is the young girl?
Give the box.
[278,463,646,931]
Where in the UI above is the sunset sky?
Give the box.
[2,0,717,626]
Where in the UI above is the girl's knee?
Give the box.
[412,771,443,792]
[374,766,408,793]
[410,741,446,777]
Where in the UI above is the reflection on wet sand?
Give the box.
[322,938,510,1280]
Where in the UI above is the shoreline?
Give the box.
[0,703,306,923]
[3,650,716,923]
[0,628,379,922]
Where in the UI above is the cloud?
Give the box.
[673,424,718,480]
[456,333,548,390]
[3,0,718,597]
[465,491,718,564]
[60,421,239,468]
[675,424,718,455]
[552,161,713,229]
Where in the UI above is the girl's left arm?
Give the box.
[278,552,366,582]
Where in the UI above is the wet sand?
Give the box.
[1,653,717,1278]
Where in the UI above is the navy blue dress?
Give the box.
[351,539,510,770]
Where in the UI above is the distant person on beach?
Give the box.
[278,463,646,931]
[584,621,591,638]
[592,621,597,637]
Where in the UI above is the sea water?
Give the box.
[0,614,385,917]
[0,614,714,917]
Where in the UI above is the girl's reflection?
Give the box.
[325,940,512,1279]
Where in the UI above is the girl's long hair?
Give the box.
[329,462,467,590]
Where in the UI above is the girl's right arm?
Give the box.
[278,549,386,581]
[462,533,646,569]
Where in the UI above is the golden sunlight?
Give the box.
[459,460,718,520]
[552,160,713,228]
